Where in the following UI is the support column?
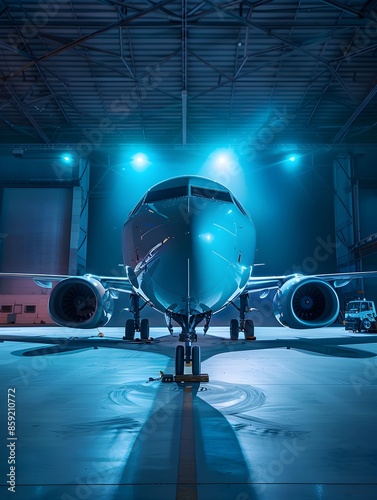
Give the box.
[333,154,363,301]
[68,157,90,275]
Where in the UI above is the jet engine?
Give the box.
[48,276,114,328]
[273,276,339,329]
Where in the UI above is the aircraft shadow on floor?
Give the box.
[30,378,263,500]
[116,381,260,500]
[2,332,377,359]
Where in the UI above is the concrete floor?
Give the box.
[0,326,377,500]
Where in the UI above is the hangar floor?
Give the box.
[0,326,377,500]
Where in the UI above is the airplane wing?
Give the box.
[245,270,377,294]
[0,272,134,293]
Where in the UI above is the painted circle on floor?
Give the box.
[196,381,266,413]
[109,380,265,414]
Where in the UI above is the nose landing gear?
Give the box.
[161,310,210,382]
[175,343,201,375]
[171,343,208,382]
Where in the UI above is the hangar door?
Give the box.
[0,187,72,294]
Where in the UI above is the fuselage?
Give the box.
[122,176,256,318]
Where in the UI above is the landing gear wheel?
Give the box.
[192,345,201,376]
[230,319,239,340]
[362,318,371,331]
[125,319,135,340]
[244,319,256,340]
[175,345,184,376]
[140,318,150,339]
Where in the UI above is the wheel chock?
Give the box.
[161,374,209,383]
[174,374,209,383]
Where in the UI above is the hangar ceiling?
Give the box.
[1,0,377,149]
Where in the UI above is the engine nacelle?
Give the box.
[273,276,339,329]
[48,276,114,328]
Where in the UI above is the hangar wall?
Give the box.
[0,153,88,324]
[333,150,377,309]
[359,190,377,239]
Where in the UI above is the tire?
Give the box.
[192,345,201,375]
[230,319,239,340]
[125,319,135,340]
[362,318,371,331]
[140,318,150,339]
[175,345,184,376]
[244,319,256,340]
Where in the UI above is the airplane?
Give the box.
[1,175,377,377]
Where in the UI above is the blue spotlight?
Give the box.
[287,153,300,163]
[62,154,72,162]
[131,153,150,171]
[209,148,239,172]
[216,154,228,166]
[213,149,232,169]
[283,154,300,171]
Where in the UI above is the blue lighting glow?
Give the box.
[217,155,228,166]
[62,154,71,162]
[287,154,299,163]
[131,153,150,171]
[212,149,234,169]
[200,232,214,243]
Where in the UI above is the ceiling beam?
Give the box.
[203,0,359,106]
[125,26,146,141]
[4,10,71,125]
[305,6,352,126]
[0,0,176,82]
[0,20,374,29]
[333,42,377,62]
[36,32,181,101]
[0,116,44,140]
[318,0,377,21]
[1,81,50,143]
[182,0,188,145]
[227,3,252,136]
[188,49,233,80]
[332,82,377,143]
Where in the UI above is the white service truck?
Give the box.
[344,299,377,333]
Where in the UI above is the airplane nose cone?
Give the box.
[188,207,242,310]
[126,196,254,316]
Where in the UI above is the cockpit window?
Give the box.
[191,186,233,203]
[144,185,188,203]
[233,196,247,215]
[129,197,144,216]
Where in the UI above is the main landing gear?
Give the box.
[230,294,256,341]
[123,294,150,340]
